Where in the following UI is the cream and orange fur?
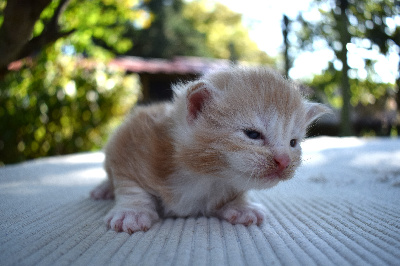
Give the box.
[91,66,330,234]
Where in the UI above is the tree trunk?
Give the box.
[0,0,73,77]
[282,15,291,78]
[0,0,51,71]
[337,0,353,136]
[396,51,400,134]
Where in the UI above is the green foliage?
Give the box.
[0,0,275,164]
[125,0,211,58]
[294,0,399,82]
[24,0,142,60]
[0,0,144,165]
[307,64,342,108]
[62,0,141,56]
[308,63,395,109]
[124,0,274,64]
[294,0,399,52]
[0,42,140,165]
[346,0,399,54]
[183,1,274,64]
[292,0,399,136]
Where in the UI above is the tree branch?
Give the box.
[0,0,51,68]
[18,29,76,61]
[0,0,73,76]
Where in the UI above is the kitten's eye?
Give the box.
[290,139,297,147]
[244,129,263,140]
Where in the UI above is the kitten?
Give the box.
[90,66,330,234]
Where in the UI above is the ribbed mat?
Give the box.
[1,195,399,266]
[1,137,399,265]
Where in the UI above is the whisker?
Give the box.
[246,167,256,190]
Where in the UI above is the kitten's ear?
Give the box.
[186,81,213,124]
[304,102,332,126]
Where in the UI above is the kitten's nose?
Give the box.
[274,154,290,171]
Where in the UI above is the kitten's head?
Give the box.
[173,67,330,190]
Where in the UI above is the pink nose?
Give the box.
[274,154,291,171]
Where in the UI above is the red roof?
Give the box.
[109,56,233,75]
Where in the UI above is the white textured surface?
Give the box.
[0,137,399,266]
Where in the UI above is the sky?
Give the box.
[215,0,399,83]
[216,0,313,56]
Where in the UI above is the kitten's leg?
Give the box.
[90,179,115,200]
[105,179,159,234]
[215,194,266,226]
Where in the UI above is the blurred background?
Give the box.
[0,0,399,165]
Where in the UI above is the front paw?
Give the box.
[218,203,266,226]
[105,208,159,234]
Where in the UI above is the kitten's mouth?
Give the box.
[263,170,292,181]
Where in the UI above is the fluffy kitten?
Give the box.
[91,66,330,234]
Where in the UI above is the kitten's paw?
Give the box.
[90,180,114,200]
[218,203,266,226]
[105,208,159,234]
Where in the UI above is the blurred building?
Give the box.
[110,56,233,102]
